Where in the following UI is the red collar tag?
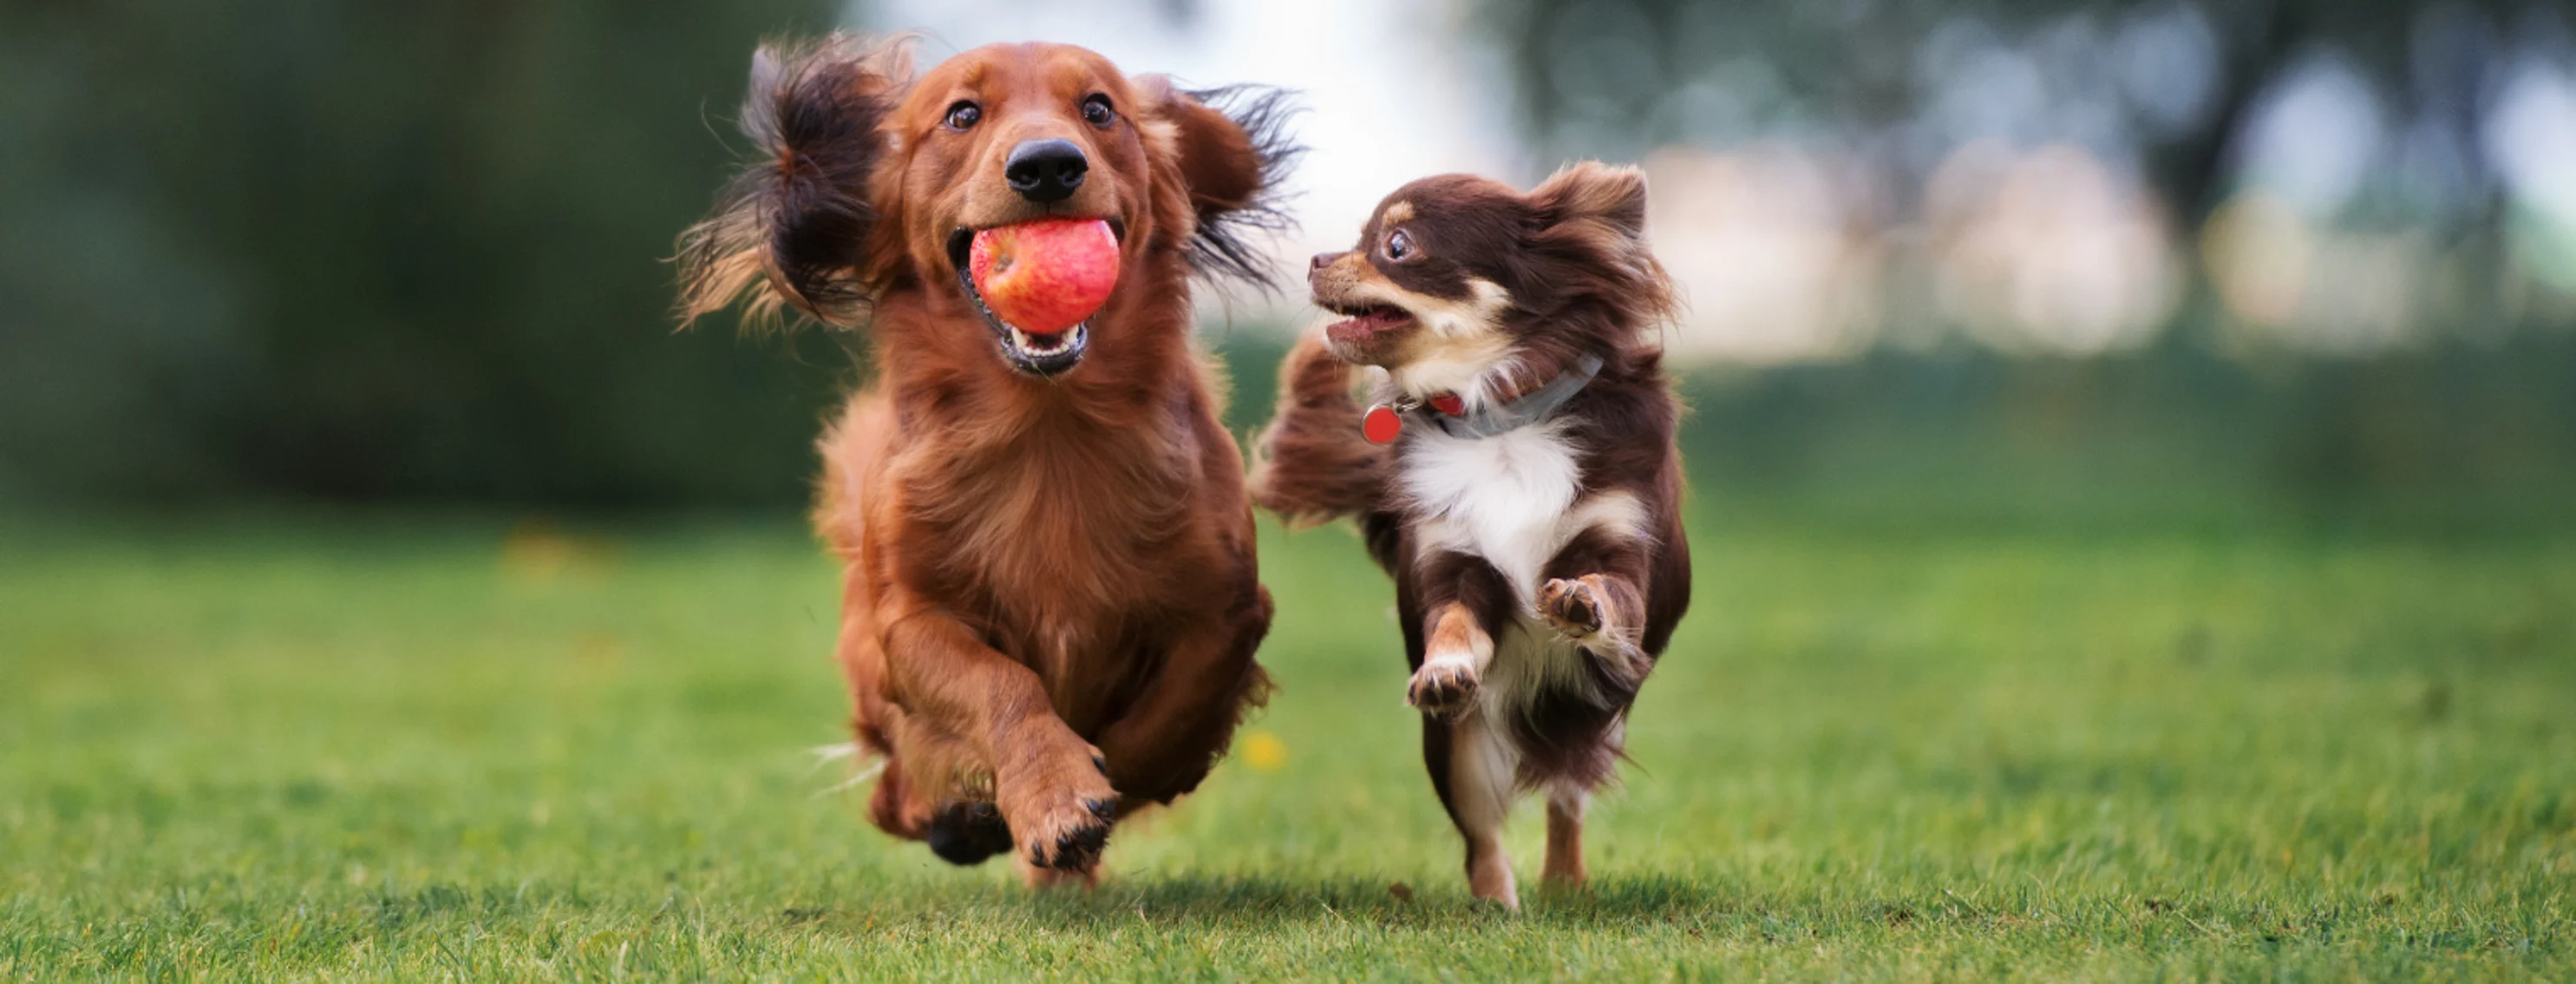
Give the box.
[1363,393,1468,444]
[1362,403,1403,444]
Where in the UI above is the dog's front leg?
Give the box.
[879,594,1118,878]
[1406,552,1513,720]
[1528,528,1660,894]
[1534,527,1656,701]
[1406,553,1521,909]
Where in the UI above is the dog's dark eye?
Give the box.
[1080,94,1115,128]
[944,101,982,131]
[1385,228,1415,260]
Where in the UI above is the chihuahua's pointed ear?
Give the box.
[1137,77,1302,288]
[1525,161,1675,327]
[1528,161,1650,243]
[677,34,915,330]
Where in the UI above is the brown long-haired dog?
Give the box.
[1250,164,1690,909]
[678,35,1291,884]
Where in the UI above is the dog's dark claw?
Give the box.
[1407,661,1480,719]
[1043,819,1111,870]
[1021,796,1116,871]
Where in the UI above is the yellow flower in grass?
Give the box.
[1241,730,1287,773]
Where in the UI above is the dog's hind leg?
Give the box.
[1426,712,1521,910]
[1091,581,1272,808]
[1542,785,1588,888]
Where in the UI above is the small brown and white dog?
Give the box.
[1249,163,1691,909]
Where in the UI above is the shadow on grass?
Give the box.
[782,874,1736,934]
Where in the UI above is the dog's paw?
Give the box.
[1021,794,1117,871]
[1407,659,1481,719]
[1539,577,1605,640]
[1002,745,1120,873]
[924,801,1013,867]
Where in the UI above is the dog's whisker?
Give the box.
[814,758,887,798]
[807,740,863,769]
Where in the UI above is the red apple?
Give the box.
[968,218,1119,334]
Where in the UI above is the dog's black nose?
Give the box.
[1005,139,1088,203]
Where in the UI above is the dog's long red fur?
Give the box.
[677,36,1288,883]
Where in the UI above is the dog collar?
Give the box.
[1362,354,1605,444]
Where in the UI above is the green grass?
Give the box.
[3,502,2571,981]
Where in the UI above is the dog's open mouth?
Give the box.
[1318,298,1416,346]
[948,225,1118,378]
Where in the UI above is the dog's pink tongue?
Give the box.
[1324,309,1401,347]
[967,219,1119,333]
[1324,317,1370,347]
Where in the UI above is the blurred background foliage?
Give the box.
[0,0,852,505]
[2,0,2571,521]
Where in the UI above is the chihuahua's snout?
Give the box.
[1005,139,1089,203]
[1308,251,1359,303]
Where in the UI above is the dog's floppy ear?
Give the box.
[1138,78,1301,288]
[677,34,914,330]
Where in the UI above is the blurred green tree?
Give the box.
[0,0,851,506]
[2,0,2566,517]
[1478,0,2530,227]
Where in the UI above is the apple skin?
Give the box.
[968,219,1119,334]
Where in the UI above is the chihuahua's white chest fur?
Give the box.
[1398,418,1650,602]
[1398,420,1584,602]
[1397,419,1647,715]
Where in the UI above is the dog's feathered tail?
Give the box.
[1247,332,1392,528]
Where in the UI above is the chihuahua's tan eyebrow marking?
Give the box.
[1380,200,1415,226]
